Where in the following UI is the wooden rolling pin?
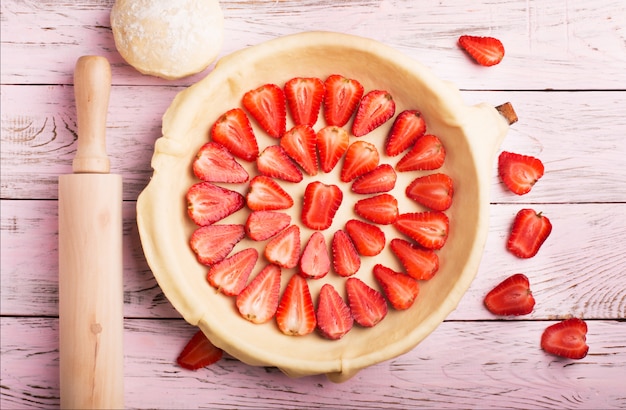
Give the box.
[58,55,124,409]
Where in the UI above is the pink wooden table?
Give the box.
[2,1,625,408]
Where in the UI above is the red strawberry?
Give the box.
[244,210,291,241]
[332,229,361,277]
[257,145,303,183]
[340,140,379,182]
[352,90,396,137]
[299,231,331,279]
[176,330,223,370]
[315,283,353,340]
[264,225,301,269]
[354,193,399,225]
[507,208,552,258]
[280,124,318,175]
[396,134,446,172]
[316,125,349,173]
[275,274,316,336]
[345,277,388,328]
[323,74,364,127]
[373,264,420,310]
[301,181,343,231]
[189,224,245,266]
[541,318,589,360]
[242,83,286,138]
[385,110,427,156]
[458,35,505,67]
[405,173,454,212]
[394,211,449,250]
[351,164,397,195]
[193,142,249,183]
[211,108,259,161]
[246,175,293,211]
[498,151,545,195]
[236,264,282,324]
[345,219,385,257]
[186,182,245,226]
[483,273,535,316]
[389,238,439,280]
[207,248,258,296]
[284,77,325,127]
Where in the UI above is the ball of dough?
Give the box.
[111,0,224,80]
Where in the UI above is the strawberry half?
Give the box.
[507,208,552,258]
[352,90,396,137]
[354,193,399,225]
[323,74,364,127]
[242,83,286,138]
[275,274,316,336]
[373,264,420,310]
[315,283,353,340]
[207,248,258,296]
[317,125,349,173]
[257,145,303,183]
[389,238,439,281]
[332,229,361,277]
[284,77,325,127]
[351,164,397,195]
[405,173,454,212]
[246,175,293,211]
[340,140,379,183]
[236,264,282,324]
[264,224,301,269]
[299,231,331,279]
[385,110,427,156]
[498,151,545,195]
[394,211,450,250]
[211,108,259,162]
[189,224,245,266]
[541,318,589,360]
[396,134,446,172]
[345,219,385,257]
[483,273,535,316]
[345,277,388,328]
[280,124,318,176]
[458,35,505,67]
[301,181,343,231]
[193,142,249,183]
[244,210,291,241]
[176,329,223,370]
[186,182,245,226]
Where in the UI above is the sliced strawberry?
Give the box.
[389,238,439,280]
[176,329,223,370]
[385,110,427,156]
[193,142,249,183]
[323,74,364,127]
[458,35,505,67]
[483,273,535,316]
[316,125,349,173]
[264,224,301,269]
[372,264,420,310]
[275,274,316,336]
[207,248,258,296]
[345,277,388,328]
[351,164,397,194]
[186,182,245,226]
[189,224,245,266]
[498,151,545,195]
[301,181,343,231]
[345,219,385,257]
[242,83,286,138]
[299,231,331,279]
[284,77,325,127]
[405,173,454,212]
[246,175,293,211]
[331,229,361,277]
[315,283,353,340]
[280,124,318,175]
[394,211,449,250]
[507,208,552,258]
[541,318,589,360]
[236,264,282,324]
[244,210,291,241]
[257,145,303,183]
[396,134,446,172]
[352,90,396,137]
[340,140,379,183]
[210,108,259,161]
[354,193,399,225]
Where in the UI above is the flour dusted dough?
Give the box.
[111,0,224,80]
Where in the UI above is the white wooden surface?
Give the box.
[1,0,625,408]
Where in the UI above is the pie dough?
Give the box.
[110,0,224,80]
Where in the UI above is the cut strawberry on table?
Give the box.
[264,224,301,269]
[345,219,386,257]
[507,208,552,258]
[396,134,446,172]
[301,181,343,231]
[352,90,396,137]
[193,141,249,183]
[483,273,535,316]
[236,264,282,324]
[354,193,399,225]
[176,329,223,371]
[385,110,427,156]
[299,231,331,279]
[257,145,303,183]
[389,238,439,280]
[276,273,317,336]
[341,140,380,182]
[351,164,397,195]
[323,74,364,127]
[317,125,349,173]
[458,35,505,67]
[315,283,354,340]
[244,210,291,241]
[332,229,361,277]
[284,77,325,127]
[280,124,319,175]
[186,182,245,226]
[394,211,449,250]
[405,173,454,212]
[207,248,258,296]
[242,83,286,138]
[246,175,294,211]
[498,151,545,195]
[211,108,259,162]
[373,264,420,310]
[540,318,589,360]
[346,277,388,328]
[189,224,245,266]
